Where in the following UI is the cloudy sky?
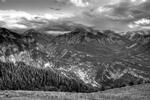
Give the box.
[0,0,150,32]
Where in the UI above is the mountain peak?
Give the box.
[0,27,21,39]
[23,29,37,35]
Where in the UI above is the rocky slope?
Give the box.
[0,27,150,92]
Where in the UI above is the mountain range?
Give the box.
[0,27,150,92]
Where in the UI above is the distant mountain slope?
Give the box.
[0,27,150,92]
[0,83,150,100]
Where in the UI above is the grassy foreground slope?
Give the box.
[0,83,150,100]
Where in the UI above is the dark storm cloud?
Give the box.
[109,0,149,19]
[120,0,150,29]
[84,0,150,30]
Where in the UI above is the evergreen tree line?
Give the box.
[0,61,97,93]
